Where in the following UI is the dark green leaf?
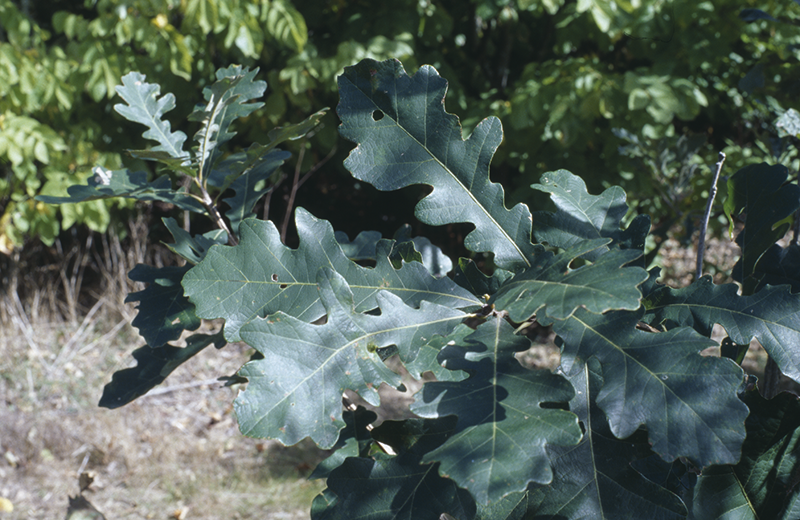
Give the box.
[525,358,688,519]
[36,168,204,213]
[723,163,800,279]
[733,243,800,294]
[692,390,800,520]
[531,169,650,260]
[183,208,479,342]
[492,239,647,322]
[643,277,800,383]
[98,331,224,409]
[412,317,581,504]
[234,269,466,448]
[309,406,378,480]
[162,217,227,265]
[313,416,477,520]
[125,264,200,347]
[338,59,538,272]
[553,308,748,467]
[454,258,514,298]
[222,149,290,235]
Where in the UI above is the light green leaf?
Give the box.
[183,208,479,342]
[234,268,465,447]
[113,72,187,159]
[492,239,647,322]
[338,59,538,272]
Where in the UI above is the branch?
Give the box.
[695,152,726,280]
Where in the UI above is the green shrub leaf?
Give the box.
[113,71,188,159]
[553,308,748,467]
[531,169,650,259]
[412,317,582,505]
[524,357,688,519]
[337,59,537,272]
[492,239,647,322]
[36,168,205,213]
[644,278,800,384]
[183,208,479,342]
[125,264,201,347]
[234,268,465,448]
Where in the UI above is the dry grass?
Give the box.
[0,220,326,519]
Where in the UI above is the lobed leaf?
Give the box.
[183,208,479,342]
[221,149,289,235]
[234,269,466,448]
[692,390,800,519]
[723,163,800,279]
[531,169,651,260]
[553,308,748,467]
[125,264,201,347]
[312,417,476,520]
[643,277,800,384]
[492,238,647,323]
[412,317,582,505]
[523,358,688,519]
[113,71,188,159]
[338,59,538,272]
[99,331,225,409]
[36,167,205,213]
[162,217,228,265]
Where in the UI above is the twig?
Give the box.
[696,152,726,280]
[281,141,307,242]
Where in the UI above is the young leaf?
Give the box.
[98,331,225,409]
[189,66,266,177]
[524,358,688,519]
[692,389,800,520]
[183,208,479,342]
[531,169,651,259]
[234,268,466,448]
[643,278,800,384]
[113,71,188,159]
[162,217,227,265]
[412,317,582,505]
[553,308,748,467]
[125,264,201,347]
[36,167,204,213]
[338,59,538,272]
[492,239,647,323]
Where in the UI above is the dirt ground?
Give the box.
[0,318,327,520]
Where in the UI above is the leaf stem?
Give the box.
[695,152,726,280]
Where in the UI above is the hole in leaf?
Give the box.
[540,401,569,411]
[279,284,288,289]
[271,274,279,282]
[372,110,384,121]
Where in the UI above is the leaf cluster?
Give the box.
[45,59,800,519]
